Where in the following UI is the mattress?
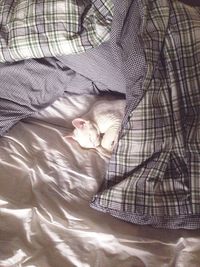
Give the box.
[1,93,200,267]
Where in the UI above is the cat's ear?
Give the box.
[72,118,87,129]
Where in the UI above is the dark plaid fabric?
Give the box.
[91,0,200,229]
[0,0,113,62]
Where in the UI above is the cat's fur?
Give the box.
[66,98,126,155]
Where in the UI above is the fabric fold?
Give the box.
[91,0,200,229]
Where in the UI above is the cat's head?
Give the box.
[66,118,101,149]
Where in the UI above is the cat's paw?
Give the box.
[101,138,116,152]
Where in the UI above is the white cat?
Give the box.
[66,98,126,154]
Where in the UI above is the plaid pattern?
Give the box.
[91,0,200,229]
[0,0,113,62]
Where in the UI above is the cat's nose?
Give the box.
[100,133,104,139]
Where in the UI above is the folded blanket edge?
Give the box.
[90,201,200,229]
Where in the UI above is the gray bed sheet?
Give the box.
[1,93,200,267]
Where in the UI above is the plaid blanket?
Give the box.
[91,0,200,229]
[0,0,113,62]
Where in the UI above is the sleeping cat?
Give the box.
[66,98,126,154]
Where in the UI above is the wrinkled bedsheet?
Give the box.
[1,94,200,267]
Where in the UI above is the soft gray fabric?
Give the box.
[57,41,127,96]
[0,58,98,136]
[0,49,127,136]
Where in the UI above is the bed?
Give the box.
[0,0,200,266]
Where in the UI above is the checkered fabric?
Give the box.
[0,0,113,62]
[91,0,200,229]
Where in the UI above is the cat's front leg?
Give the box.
[101,125,120,152]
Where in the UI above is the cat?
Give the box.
[66,98,126,156]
